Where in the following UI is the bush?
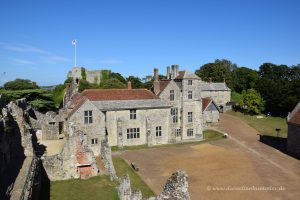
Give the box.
[4,79,39,90]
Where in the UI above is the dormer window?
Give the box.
[188,80,193,85]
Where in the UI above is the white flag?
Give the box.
[72,39,77,46]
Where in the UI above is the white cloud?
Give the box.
[46,56,71,63]
[0,43,49,54]
[13,59,35,65]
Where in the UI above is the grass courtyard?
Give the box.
[50,175,119,200]
[226,110,287,137]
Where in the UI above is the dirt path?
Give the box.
[114,113,300,200]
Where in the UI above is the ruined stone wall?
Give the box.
[68,100,106,155]
[100,140,117,181]
[117,170,190,200]
[43,132,99,181]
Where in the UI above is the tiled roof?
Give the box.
[67,93,88,118]
[174,71,201,80]
[81,89,159,101]
[288,101,300,125]
[201,82,231,91]
[202,98,212,112]
[157,80,171,95]
[92,99,171,111]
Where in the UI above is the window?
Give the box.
[188,80,193,85]
[171,108,178,123]
[127,128,140,139]
[170,90,174,101]
[188,91,193,99]
[130,109,136,119]
[49,122,55,125]
[188,112,193,122]
[156,126,162,137]
[91,138,98,145]
[176,128,181,137]
[84,110,93,124]
[187,128,194,137]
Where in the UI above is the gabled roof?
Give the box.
[288,101,300,125]
[202,98,220,112]
[81,89,159,101]
[201,82,231,91]
[174,71,201,80]
[67,93,88,118]
[156,80,171,95]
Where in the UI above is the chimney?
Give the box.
[171,64,179,79]
[127,80,132,89]
[166,66,170,80]
[153,68,160,95]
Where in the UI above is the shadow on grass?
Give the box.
[258,135,300,160]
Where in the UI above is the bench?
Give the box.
[131,162,139,171]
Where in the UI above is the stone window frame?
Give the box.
[176,128,181,137]
[49,122,56,125]
[188,80,193,85]
[188,91,193,99]
[187,128,193,137]
[188,112,193,122]
[170,90,175,101]
[130,109,137,120]
[171,107,178,123]
[156,126,162,137]
[84,110,93,124]
[127,128,140,139]
[91,138,98,145]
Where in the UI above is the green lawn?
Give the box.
[227,110,287,138]
[111,129,225,152]
[112,157,155,198]
[50,175,119,200]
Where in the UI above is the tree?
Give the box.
[110,72,126,84]
[240,89,265,115]
[126,76,143,88]
[99,78,126,89]
[195,59,236,88]
[4,79,39,90]
[232,67,259,93]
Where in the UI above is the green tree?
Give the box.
[232,67,259,93]
[195,59,236,88]
[4,79,39,90]
[240,89,265,115]
[99,78,126,89]
[81,67,87,80]
[126,76,143,88]
[110,72,126,84]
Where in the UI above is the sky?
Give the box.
[0,0,300,86]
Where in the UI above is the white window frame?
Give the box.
[127,128,140,139]
[130,109,137,120]
[188,91,193,99]
[84,110,93,124]
[176,128,181,137]
[171,108,178,123]
[188,112,193,122]
[156,126,162,137]
[187,128,193,137]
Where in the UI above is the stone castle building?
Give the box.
[287,101,300,157]
[62,65,231,155]
[68,67,107,85]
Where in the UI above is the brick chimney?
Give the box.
[127,80,132,89]
[153,68,160,95]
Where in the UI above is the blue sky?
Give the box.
[0,0,300,86]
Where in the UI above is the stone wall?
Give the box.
[117,170,190,200]
[201,90,231,106]
[43,132,99,181]
[100,140,118,181]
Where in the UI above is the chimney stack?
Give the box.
[153,68,160,95]
[166,66,170,80]
[154,68,158,81]
[171,64,179,79]
[127,80,132,89]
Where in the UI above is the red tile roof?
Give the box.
[288,102,300,125]
[202,98,212,112]
[67,93,87,118]
[81,89,159,101]
[157,80,171,95]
